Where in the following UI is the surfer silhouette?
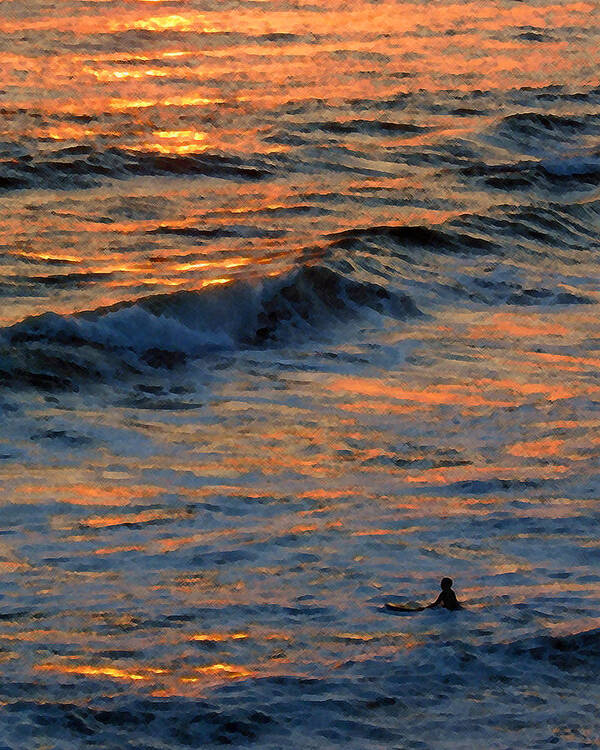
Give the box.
[386,576,462,612]
[426,577,461,610]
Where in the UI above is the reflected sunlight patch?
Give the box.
[145,130,209,155]
[508,438,565,458]
[194,663,254,679]
[35,663,167,682]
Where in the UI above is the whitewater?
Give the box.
[1,0,600,747]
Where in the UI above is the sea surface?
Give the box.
[1,0,600,747]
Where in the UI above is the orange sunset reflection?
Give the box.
[1,0,600,741]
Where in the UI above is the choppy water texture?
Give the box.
[1,0,600,747]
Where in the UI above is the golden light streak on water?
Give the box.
[190,633,249,642]
[35,664,160,681]
[508,438,565,458]
[194,664,254,678]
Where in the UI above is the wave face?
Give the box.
[488,111,600,155]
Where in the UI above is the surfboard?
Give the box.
[385,602,425,612]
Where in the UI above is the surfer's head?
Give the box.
[440,577,453,590]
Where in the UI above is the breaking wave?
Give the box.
[0,264,418,390]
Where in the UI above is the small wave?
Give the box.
[494,627,600,670]
[324,213,595,308]
[497,112,595,138]
[486,111,600,159]
[0,697,276,748]
[540,156,600,178]
[7,271,115,290]
[460,158,600,192]
[329,224,497,255]
[148,225,288,240]
[309,120,430,136]
[517,30,556,43]
[452,200,600,250]
[0,147,272,193]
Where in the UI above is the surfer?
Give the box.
[426,577,461,610]
[385,576,462,612]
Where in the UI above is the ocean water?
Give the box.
[1,0,600,747]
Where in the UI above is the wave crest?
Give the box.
[0,147,271,193]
